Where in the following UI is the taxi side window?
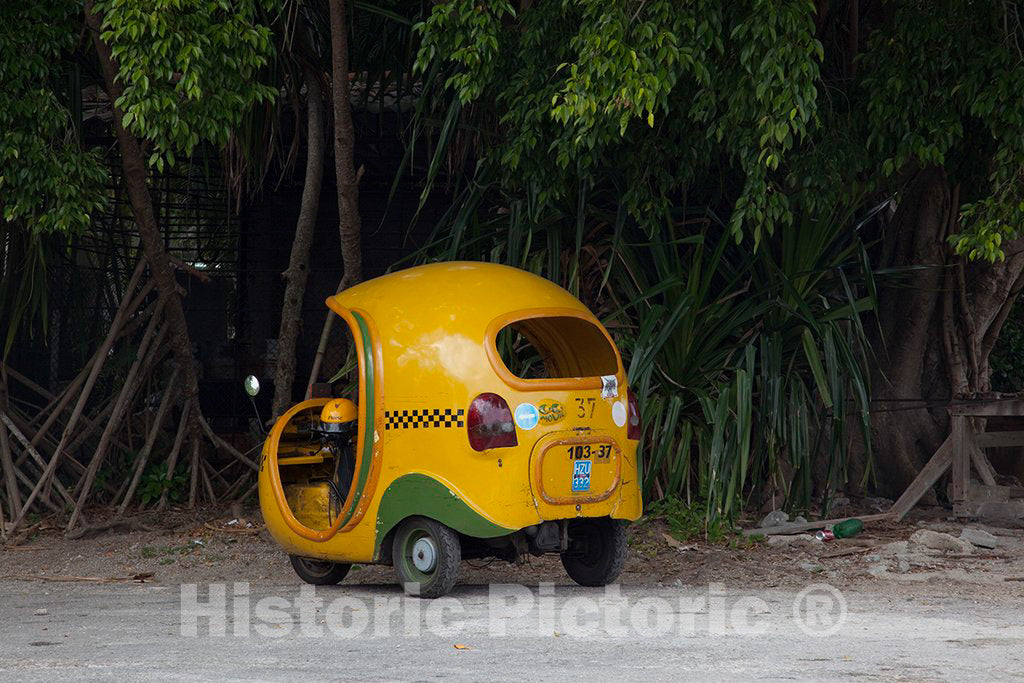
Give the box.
[495,316,618,379]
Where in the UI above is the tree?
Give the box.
[271,21,328,418]
[0,0,108,351]
[411,0,1024,507]
[83,0,276,469]
[305,0,369,398]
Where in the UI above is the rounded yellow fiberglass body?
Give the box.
[258,261,642,564]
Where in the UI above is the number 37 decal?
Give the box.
[575,397,596,418]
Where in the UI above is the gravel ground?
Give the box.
[1,581,1022,681]
[1,504,1023,679]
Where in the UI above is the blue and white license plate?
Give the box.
[571,460,592,492]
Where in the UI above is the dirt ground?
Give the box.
[2,503,1023,604]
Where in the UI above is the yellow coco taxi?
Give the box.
[254,261,642,598]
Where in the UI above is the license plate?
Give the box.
[565,443,611,461]
[571,460,592,492]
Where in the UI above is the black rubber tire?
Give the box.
[289,555,351,585]
[561,518,628,587]
[392,516,461,598]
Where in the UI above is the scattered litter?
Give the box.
[34,608,48,616]
[226,519,239,527]
[959,528,998,549]
[832,518,864,539]
[453,644,471,650]
[799,562,825,573]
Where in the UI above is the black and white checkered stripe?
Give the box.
[384,408,465,430]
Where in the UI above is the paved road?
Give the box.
[1,580,1021,680]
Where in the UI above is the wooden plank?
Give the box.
[949,399,1024,417]
[972,430,1024,448]
[951,416,969,506]
[890,433,953,521]
[743,512,892,536]
[954,500,1024,521]
[970,445,999,487]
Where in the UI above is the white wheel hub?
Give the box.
[412,537,437,572]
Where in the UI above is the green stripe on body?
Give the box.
[375,473,513,557]
[337,311,375,528]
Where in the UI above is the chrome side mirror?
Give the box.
[243,375,261,397]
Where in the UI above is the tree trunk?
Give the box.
[329,0,363,290]
[303,0,363,397]
[862,167,1024,498]
[84,2,203,447]
[271,70,326,419]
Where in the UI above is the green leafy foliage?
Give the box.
[94,0,279,170]
[415,0,823,243]
[0,1,108,236]
[0,1,109,353]
[404,1,909,522]
[990,298,1024,392]
[858,1,1024,262]
[646,495,737,544]
[138,462,188,505]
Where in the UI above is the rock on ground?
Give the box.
[960,528,999,549]
[759,510,789,527]
[909,529,974,554]
[766,534,821,548]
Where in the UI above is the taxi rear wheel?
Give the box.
[392,517,461,598]
[289,555,351,585]
[561,518,627,587]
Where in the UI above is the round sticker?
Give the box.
[514,403,540,430]
[612,400,627,427]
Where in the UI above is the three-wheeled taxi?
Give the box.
[254,262,642,597]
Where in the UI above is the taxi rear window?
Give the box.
[495,316,618,380]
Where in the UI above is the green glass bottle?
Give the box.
[832,518,863,539]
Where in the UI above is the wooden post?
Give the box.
[890,434,954,521]
[951,415,969,514]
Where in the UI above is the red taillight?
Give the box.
[627,388,641,440]
[468,393,518,451]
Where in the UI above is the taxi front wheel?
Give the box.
[392,516,461,598]
[561,518,628,587]
[289,555,351,585]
